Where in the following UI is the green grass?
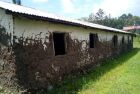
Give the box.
[47,38,140,94]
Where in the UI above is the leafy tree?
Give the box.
[95,9,105,21]
[79,9,140,30]
[12,0,21,5]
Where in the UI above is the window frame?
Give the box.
[122,36,125,45]
[89,33,98,48]
[52,32,66,56]
[113,35,118,47]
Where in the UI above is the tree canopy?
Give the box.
[12,0,21,5]
[79,9,140,29]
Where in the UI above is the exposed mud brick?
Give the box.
[0,26,17,89]
[0,25,133,91]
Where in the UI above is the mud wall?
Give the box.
[12,16,133,89]
[0,8,13,35]
[0,25,17,90]
[0,14,133,90]
[11,32,133,90]
[0,9,16,89]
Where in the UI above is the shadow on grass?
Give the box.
[45,48,140,94]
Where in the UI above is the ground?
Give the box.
[0,38,140,94]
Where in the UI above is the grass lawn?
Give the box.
[47,39,140,94]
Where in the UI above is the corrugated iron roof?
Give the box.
[123,26,140,31]
[0,1,132,34]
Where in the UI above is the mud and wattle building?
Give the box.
[0,1,133,89]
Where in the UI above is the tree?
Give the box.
[79,9,106,24]
[12,0,21,5]
[95,9,105,21]
[79,10,140,30]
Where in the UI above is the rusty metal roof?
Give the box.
[0,1,132,34]
[123,26,140,31]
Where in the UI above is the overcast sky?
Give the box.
[1,0,140,19]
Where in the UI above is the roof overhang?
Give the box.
[6,10,135,35]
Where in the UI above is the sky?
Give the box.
[1,0,140,19]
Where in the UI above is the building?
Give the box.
[123,26,140,34]
[0,1,134,90]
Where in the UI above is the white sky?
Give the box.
[1,0,140,18]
